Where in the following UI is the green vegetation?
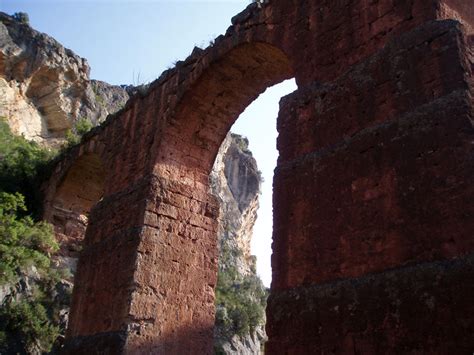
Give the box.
[65,129,80,146]
[12,12,30,25]
[64,117,93,147]
[0,118,65,353]
[0,192,61,353]
[0,192,57,285]
[76,117,93,136]
[0,299,60,353]
[92,84,106,108]
[215,244,268,340]
[0,118,56,217]
[95,93,106,107]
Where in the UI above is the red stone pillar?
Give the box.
[63,178,151,353]
[267,19,474,354]
[63,174,219,354]
[124,177,219,354]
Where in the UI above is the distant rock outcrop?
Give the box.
[0,12,129,146]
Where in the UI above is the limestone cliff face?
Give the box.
[0,12,129,146]
[211,133,261,276]
[89,80,130,123]
[211,133,266,354]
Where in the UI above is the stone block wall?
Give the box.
[268,3,474,354]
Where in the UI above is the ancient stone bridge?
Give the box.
[42,0,474,353]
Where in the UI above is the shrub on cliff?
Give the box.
[0,192,60,353]
[12,12,29,25]
[0,298,60,354]
[0,192,58,285]
[0,118,56,217]
[0,120,63,353]
[215,245,268,339]
[64,117,93,147]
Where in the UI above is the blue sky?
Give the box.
[1,0,297,286]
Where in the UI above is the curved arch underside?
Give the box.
[53,153,105,215]
[46,153,105,255]
[156,42,293,177]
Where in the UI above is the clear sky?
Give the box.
[1,0,297,286]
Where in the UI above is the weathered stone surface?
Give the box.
[218,329,266,355]
[439,0,474,34]
[0,76,45,141]
[211,133,261,276]
[89,80,130,123]
[266,253,474,354]
[272,20,474,290]
[0,12,130,146]
[0,12,89,141]
[36,0,474,353]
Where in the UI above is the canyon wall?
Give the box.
[211,133,261,277]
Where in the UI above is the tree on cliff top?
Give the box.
[12,12,29,25]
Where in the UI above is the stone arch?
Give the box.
[120,40,294,354]
[52,153,105,215]
[43,149,106,262]
[153,42,293,178]
[59,1,474,353]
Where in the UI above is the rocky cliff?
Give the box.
[211,133,261,277]
[211,133,267,354]
[0,12,267,354]
[0,12,129,147]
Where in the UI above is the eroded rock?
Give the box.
[0,12,130,146]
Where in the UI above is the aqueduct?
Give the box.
[42,0,474,353]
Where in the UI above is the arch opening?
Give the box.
[153,41,297,294]
[210,78,297,352]
[122,41,297,353]
[154,42,294,180]
[48,153,105,268]
[146,40,298,352]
